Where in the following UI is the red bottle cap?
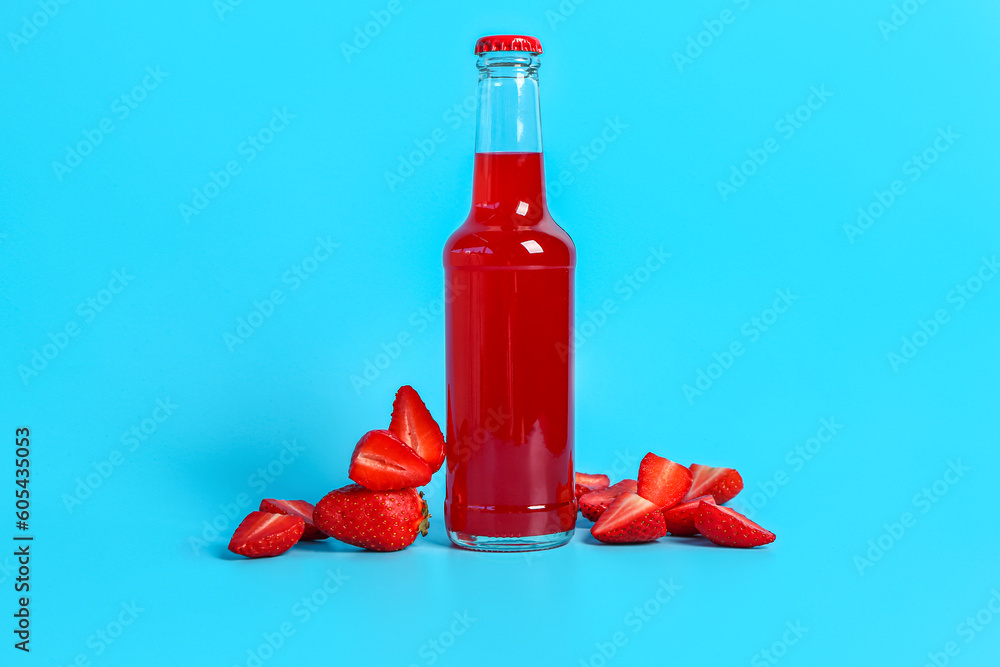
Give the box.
[474,34,542,55]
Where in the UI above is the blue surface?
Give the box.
[2,1,999,665]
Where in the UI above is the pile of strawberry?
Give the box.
[577,453,776,548]
[228,386,445,557]
[227,386,776,556]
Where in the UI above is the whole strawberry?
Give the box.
[314,484,429,552]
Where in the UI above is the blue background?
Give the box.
[2,0,999,665]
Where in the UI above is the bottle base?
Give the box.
[447,528,574,553]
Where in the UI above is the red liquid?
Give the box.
[444,152,576,540]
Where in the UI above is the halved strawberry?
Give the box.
[591,492,667,544]
[694,502,775,548]
[349,429,433,491]
[662,495,716,536]
[314,484,429,552]
[260,499,327,540]
[389,385,446,473]
[228,511,304,558]
[579,479,637,522]
[637,453,692,509]
[682,464,744,504]
[575,472,611,501]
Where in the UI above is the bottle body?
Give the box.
[444,153,576,551]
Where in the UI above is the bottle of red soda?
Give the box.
[444,35,576,551]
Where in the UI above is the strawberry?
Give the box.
[636,453,692,509]
[348,429,433,490]
[682,464,744,504]
[575,472,611,501]
[591,492,667,544]
[694,502,775,548]
[314,484,429,552]
[259,499,327,540]
[579,479,637,522]
[389,385,446,473]
[662,495,716,536]
[228,511,304,558]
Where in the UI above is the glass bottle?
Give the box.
[443,35,576,552]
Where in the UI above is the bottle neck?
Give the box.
[471,52,547,222]
[475,52,543,152]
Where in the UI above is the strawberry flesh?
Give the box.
[662,494,716,536]
[591,492,667,544]
[228,511,304,558]
[259,499,327,540]
[314,483,429,552]
[389,385,446,473]
[579,479,637,522]
[575,472,611,501]
[348,429,433,490]
[682,463,744,504]
[694,501,775,548]
[637,453,692,509]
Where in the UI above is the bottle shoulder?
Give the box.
[444,216,576,269]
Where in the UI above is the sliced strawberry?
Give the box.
[349,429,433,490]
[259,499,327,540]
[636,453,692,509]
[575,472,611,501]
[591,492,667,544]
[662,495,716,536]
[228,511,304,558]
[694,502,775,548]
[682,464,744,504]
[579,479,637,522]
[389,385,446,473]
